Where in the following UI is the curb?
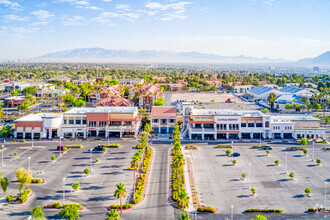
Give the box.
[19,192,33,205]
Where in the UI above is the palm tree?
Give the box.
[178,189,190,212]
[114,183,127,220]
[178,212,191,220]
[106,209,120,220]
[173,154,185,193]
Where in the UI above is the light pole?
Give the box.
[59,137,62,157]
[232,141,234,161]
[31,129,34,148]
[63,177,66,205]
[1,145,4,167]
[28,156,31,173]
[325,181,328,210]
[248,162,251,189]
[285,151,288,174]
[312,141,315,162]
[90,149,93,174]
[230,204,234,220]
[107,126,109,146]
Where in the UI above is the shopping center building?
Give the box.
[181,107,326,141]
[14,107,141,139]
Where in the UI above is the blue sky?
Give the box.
[1,0,330,61]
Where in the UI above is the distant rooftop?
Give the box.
[191,109,264,117]
[65,107,137,114]
[279,86,303,94]
[15,113,62,122]
[151,106,177,117]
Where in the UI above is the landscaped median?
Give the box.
[6,189,33,204]
[307,208,330,213]
[245,209,283,214]
[63,144,83,148]
[44,202,83,210]
[101,144,121,148]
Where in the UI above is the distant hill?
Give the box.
[298,51,330,65]
[34,48,286,64]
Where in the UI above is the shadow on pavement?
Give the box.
[293,194,305,198]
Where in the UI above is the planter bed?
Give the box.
[44,203,83,210]
[245,209,283,214]
[107,204,132,211]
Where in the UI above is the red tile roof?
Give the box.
[151,106,177,117]
[94,97,134,107]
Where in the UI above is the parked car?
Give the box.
[232,152,240,157]
[57,145,65,150]
[264,145,273,150]
[93,145,103,151]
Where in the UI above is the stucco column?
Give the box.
[201,133,204,140]
[214,133,217,140]
[48,129,52,139]
[226,133,229,139]
[14,131,17,138]
[238,132,241,139]
[189,132,191,140]
[280,133,284,139]
[23,132,26,139]
[96,129,99,137]
[250,133,253,139]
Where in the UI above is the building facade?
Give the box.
[181,107,326,141]
[151,106,177,135]
[15,107,141,139]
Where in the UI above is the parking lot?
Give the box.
[0,139,139,219]
[164,92,260,111]
[191,142,330,219]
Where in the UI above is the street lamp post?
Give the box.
[325,181,328,210]
[31,129,34,148]
[1,145,4,167]
[28,156,31,172]
[90,149,93,174]
[230,205,234,220]
[248,162,251,189]
[285,151,288,174]
[59,137,62,157]
[232,141,234,161]
[312,141,315,162]
[63,177,66,205]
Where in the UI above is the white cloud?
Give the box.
[0,0,21,9]
[76,0,89,6]
[115,4,130,11]
[102,0,112,2]
[62,15,86,26]
[31,10,54,20]
[4,14,29,22]
[144,1,192,21]
[263,0,277,6]
[85,6,102,10]
[99,11,140,21]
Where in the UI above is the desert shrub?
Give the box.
[241,173,246,178]
[51,155,56,161]
[197,206,216,213]
[289,172,294,179]
[14,152,18,156]
[96,158,100,163]
[142,147,152,174]
[252,146,265,149]
[316,158,321,165]
[20,193,28,203]
[232,159,237,165]
[185,145,198,150]
[72,182,80,191]
[225,150,231,156]
[303,148,308,155]
[63,147,67,152]
[22,139,26,142]
[305,187,311,194]
[64,145,82,148]
[107,144,120,148]
[31,178,42,183]
[63,203,82,210]
[245,209,283,213]
[84,168,90,175]
[6,195,13,202]
[110,204,131,209]
[102,147,106,152]
[275,160,279,165]
[251,188,256,194]
[214,145,232,148]
[52,202,61,208]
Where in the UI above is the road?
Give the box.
[124,143,180,220]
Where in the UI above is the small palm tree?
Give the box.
[178,189,190,212]
[173,154,185,192]
[114,183,127,220]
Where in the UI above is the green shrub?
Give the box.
[316,158,321,165]
[63,203,82,210]
[232,159,237,165]
[214,145,232,148]
[96,158,100,163]
[31,178,42,183]
[110,204,131,209]
[63,147,67,152]
[252,146,265,149]
[107,144,120,148]
[245,209,283,213]
[323,147,330,151]
[51,155,56,161]
[20,193,28,203]
[6,195,13,202]
[102,147,106,152]
[72,182,80,190]
[14,152,18,156]
[286,147,307,151]
[241,173,246,178]
[185,145,198,149]
[52,202,61,208]
[64,145,82,148]
[266,150,270,155]
[22,139,26,142]
[142,147,152,174]
[305,187,311,194]
[197,206,216,213]
[300,137,308,145]
[275,160,279,165]
[251,187,256,194]
[303,148,308,155]
[289,172,294,179]
[84,168,90,175]
[225,149,231,156]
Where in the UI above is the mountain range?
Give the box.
[29,48,330,65]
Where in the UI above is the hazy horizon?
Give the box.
[1,0,330,61]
